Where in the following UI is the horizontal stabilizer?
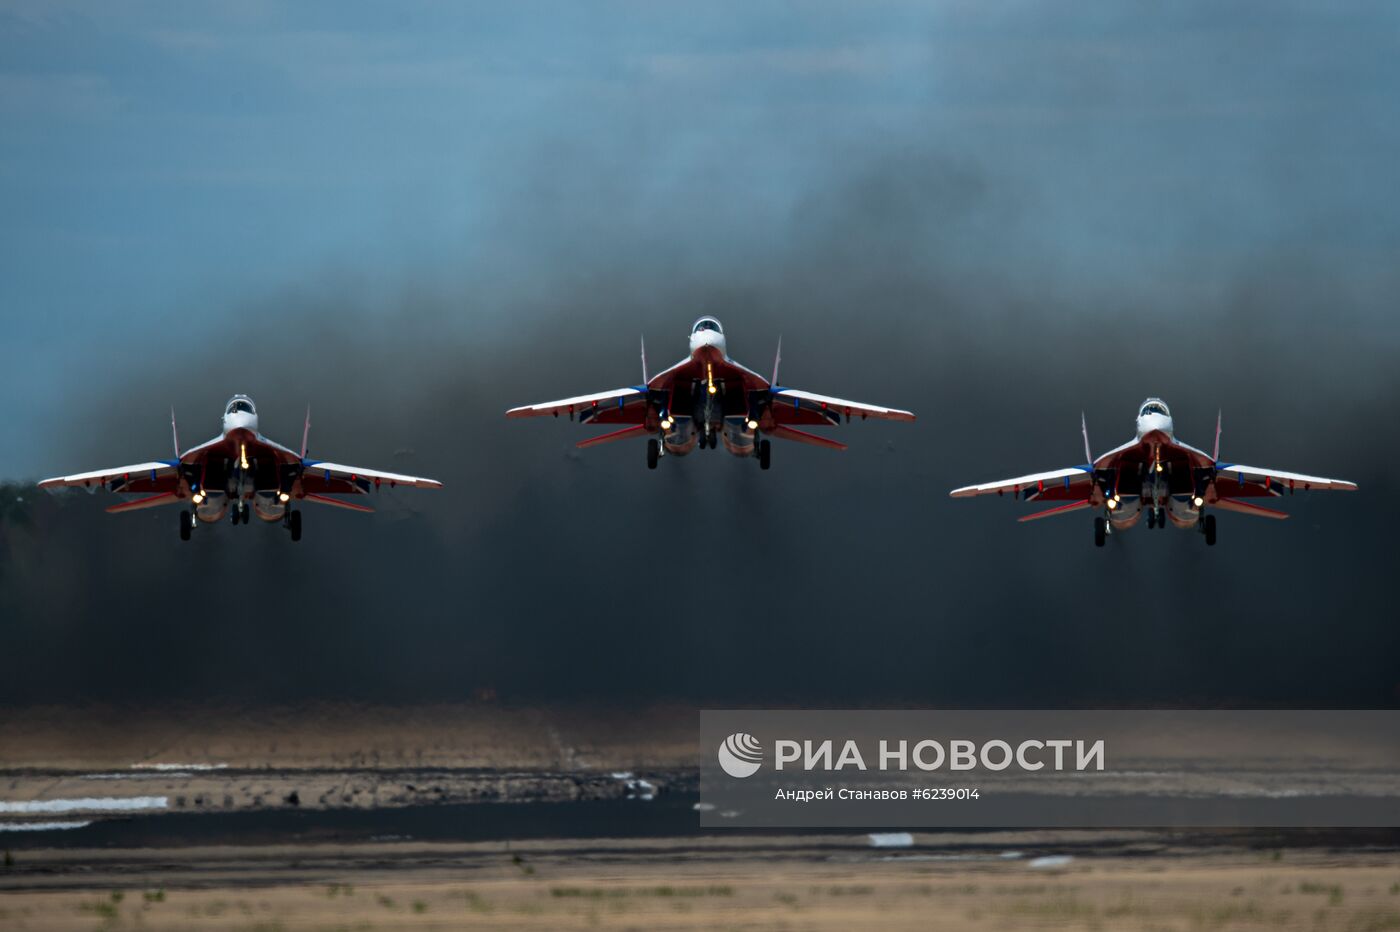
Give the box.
[106,493,181,514]
[1213,497,1289,520]
[768,425,847,451]
[1018,500,1092,523]
[577,425,650,449]
[301,493,375,514]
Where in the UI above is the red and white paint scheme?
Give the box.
[506,317,915,470]
[38,395,441,542]
[949,398,1356,547]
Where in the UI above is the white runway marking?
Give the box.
[0,820,93,832]
[0,797,168,814]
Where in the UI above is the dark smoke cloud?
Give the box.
[3,3,1398,710]
[3,169,1395,710]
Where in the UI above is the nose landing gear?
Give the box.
[1094,516,1107,547]
[1201,513,1216,546]
[285,509,302,542]
[647,438,660,470]
[758,438,771,470]
[179,509,192,541]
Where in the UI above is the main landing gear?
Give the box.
[179,509,192,542]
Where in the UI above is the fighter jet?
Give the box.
[949,398,1356,547]
[38,395,442,542]
[506,317,915,468]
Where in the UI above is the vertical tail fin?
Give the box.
[301,405,312,459]
[640,335,649,384]
[1081,411,1093,465]
[771,335,783,386]
[1212,409,1222,462]
[170,407,181,458]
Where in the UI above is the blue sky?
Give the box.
[3,2,1398,475]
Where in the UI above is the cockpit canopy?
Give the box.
[225,395,256,416]
[1139,400,1170,418]
[691,317,723,335]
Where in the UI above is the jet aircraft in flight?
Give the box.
[950,398,1356,546]
[506,317,915,468]
[39,395,441,541]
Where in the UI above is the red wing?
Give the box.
[576,425,650,448]
[1213,498,1289,519]
[302,493,375,513]
[767,425,847,451]
[106,492,181,513]
[1018,500,1093,522]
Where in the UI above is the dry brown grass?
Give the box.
[2,840,1399,931]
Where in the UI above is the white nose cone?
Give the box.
[222,394,260,434]
[1135,398,1174,439]
[689,317,727,356]
[717,732,763,778]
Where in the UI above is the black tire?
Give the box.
[1094,516,1106,548]
[1146,508,1155,529]
[647,438,659,470]
[179,510,192,542]
[758,439,771,470]
[241,503,251,525]
[1158,507,1167,529]
[1204,513,1216,547]
[289,510,302,543]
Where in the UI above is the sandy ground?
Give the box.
[2,834,1400,930]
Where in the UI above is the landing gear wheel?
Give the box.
[646,438,659,470]
[707,431,718,450]
[241,502,251,524]
[1157,507,1166,529]
[230,503,240,524]
[758,438,771,471]
[1203,513,1216,547]
[1147,508,1156,529]
[288,510,302,543]
[179,510,192,542]
[1094,516,1106,548]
